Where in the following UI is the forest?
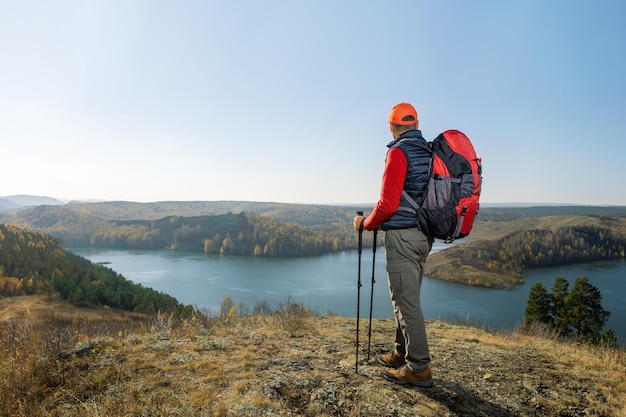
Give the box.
[92,212,356,256]
[0,224,192,317]
[0,207,362,257]
[425,221,626,288]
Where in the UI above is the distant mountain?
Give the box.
[0,195,65,213]
[0,199,20,212]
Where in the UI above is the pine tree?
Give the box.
[565,277,610,343]
[551,276,571,336]
[528,275,615,346]
[524,282,552,328]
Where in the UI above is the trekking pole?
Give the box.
[355,211,364,373]
[366,229,377,361]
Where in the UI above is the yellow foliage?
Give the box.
[0,277,24,296]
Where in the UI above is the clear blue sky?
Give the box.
[2,1,625,205]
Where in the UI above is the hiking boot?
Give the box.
[376,351,406,369]
[384,365,433,388]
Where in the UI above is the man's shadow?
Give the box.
[421,379,517,417]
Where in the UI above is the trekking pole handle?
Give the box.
[356,211,364,254]
[356,211,364,231]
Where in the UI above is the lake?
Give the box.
[68,244,626,343]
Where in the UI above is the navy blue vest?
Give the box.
[381,130,431,231]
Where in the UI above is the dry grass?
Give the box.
[470,215,626,241]
[1,295,625,417]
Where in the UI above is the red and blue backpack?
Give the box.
[402,129,482,242]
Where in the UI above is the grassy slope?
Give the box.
[1,296,624,417]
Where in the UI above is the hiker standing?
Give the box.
[353,102,434,387]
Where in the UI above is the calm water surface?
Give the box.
[68,245,626,343]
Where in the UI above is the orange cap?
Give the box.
[388,102,418,125]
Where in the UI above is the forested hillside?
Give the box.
[84,212,357,256]
[0,224,191,316]
[0,206,364,256]
[426,218,626,288]
[1,200,374,246]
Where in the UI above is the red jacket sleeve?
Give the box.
[363,147,407,231]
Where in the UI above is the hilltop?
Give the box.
[1,296,624,417]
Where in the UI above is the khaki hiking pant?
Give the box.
[384,227,433,372]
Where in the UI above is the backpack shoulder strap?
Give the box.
[394,190,423,217]
[391,138,432,152]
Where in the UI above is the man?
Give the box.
[353,102,434,387]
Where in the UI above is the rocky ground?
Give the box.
[1,296,625,416]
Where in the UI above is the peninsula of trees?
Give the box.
[425,214,626,288]
[0,224,192,317]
